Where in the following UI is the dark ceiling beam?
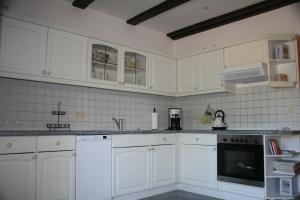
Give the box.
[127,0,191,25]
[72,0,95,9]
[167,0,300,40]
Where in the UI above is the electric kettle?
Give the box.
[212,110,227,130]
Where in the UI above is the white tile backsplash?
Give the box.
[175,86,300,130]
[1,77,300,131]
[0,78,172,130]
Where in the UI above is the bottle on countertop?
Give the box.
[151,108,158,130]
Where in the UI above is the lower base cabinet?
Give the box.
[152,145,176,187]
[0,153,36,200]
[36,151,75,200]
[112,144,176,196]
[180,144,217,189]
[113,147,151,196]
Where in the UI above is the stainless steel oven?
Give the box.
[217,134,264,187]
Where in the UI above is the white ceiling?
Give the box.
[77,0,264,33]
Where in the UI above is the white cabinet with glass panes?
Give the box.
[122,48,148,89]
[87,39,121,85]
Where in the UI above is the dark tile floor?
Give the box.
[139,190,223,200]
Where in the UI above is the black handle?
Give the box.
[215,110,225,120]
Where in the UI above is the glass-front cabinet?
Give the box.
[123,48,148,88]
[88,39,120,84]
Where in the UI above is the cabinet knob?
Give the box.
[150,85,153,89]
[213,148,216,151]
[72,153,76,157]
[195,137,199,141]
[163,137,167,141]
[32,155,37,160]
[148,147,152,151]
[194,87,198,90]
[220,83,224,86]
[47,71,51,75]
[42,70,46,75]
[152,147,155,151]
[6,143,12,148]
[56,141,61,146]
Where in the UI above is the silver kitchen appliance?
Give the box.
[212,110,227,130]
[168,108,182,130]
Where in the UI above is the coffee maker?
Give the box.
[168,108,182,130]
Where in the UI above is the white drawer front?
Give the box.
[112,134,151,147]
[0,137,36,154]
[151,134,176,145]
[37,136,75,152]
[179,134,216,145]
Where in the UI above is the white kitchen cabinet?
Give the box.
[46,29,87,81]
[197,49,224,91]
[123,48,149,89]
[0,153,36,200]
[177,56,198,94]
[113,147,150,196]
[152,145,176,188]
[150,55,176,94]
[87,38,121,85]
[0,17,47,76]
[180,144,217,189]
[36,151,75,200]
[224,40,267,68]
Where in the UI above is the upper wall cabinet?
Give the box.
[87,39,121,85]
[0,17,47,76]
[224,40,267,68]
[177,56,197,94]
[123,48,149,89]
[197,49,224,91]
[150,55,176,94]
[46,29,88,81]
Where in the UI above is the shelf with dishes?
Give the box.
[267,36,298,88]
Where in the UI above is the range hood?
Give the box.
[219,62,267,84]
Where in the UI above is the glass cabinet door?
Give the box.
[124,51,147,87]
[90,40,119,83]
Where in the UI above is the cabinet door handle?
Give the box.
[150,85,153,89]
[152,147,155,151]
[213,148,216,151]
[72,153,76,157]
[56,141,61,146]
[32,155,37,160]
[47,71,51,75]
[6,143,12,148]
[220,83,224,86]
[148,147,152,151]
[42,70,46,75]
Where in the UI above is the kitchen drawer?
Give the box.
[112,134,151,148]
[151,134,176,145]
[37,136,75,152]
[0,137,36,154]
[179,134,216,145]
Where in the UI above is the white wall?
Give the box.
[1,0,174,57]
[173,3,300,58]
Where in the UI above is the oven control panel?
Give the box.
[217,134,263,145]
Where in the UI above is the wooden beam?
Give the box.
[167,0,300,40]
[72,0,95,9]
[127,0,191,25]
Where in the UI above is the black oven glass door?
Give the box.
[217,143,264,187]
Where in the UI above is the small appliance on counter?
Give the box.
[212,110,227,130]
[168,108,182,130]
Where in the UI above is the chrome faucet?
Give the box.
[112,117,124,130]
